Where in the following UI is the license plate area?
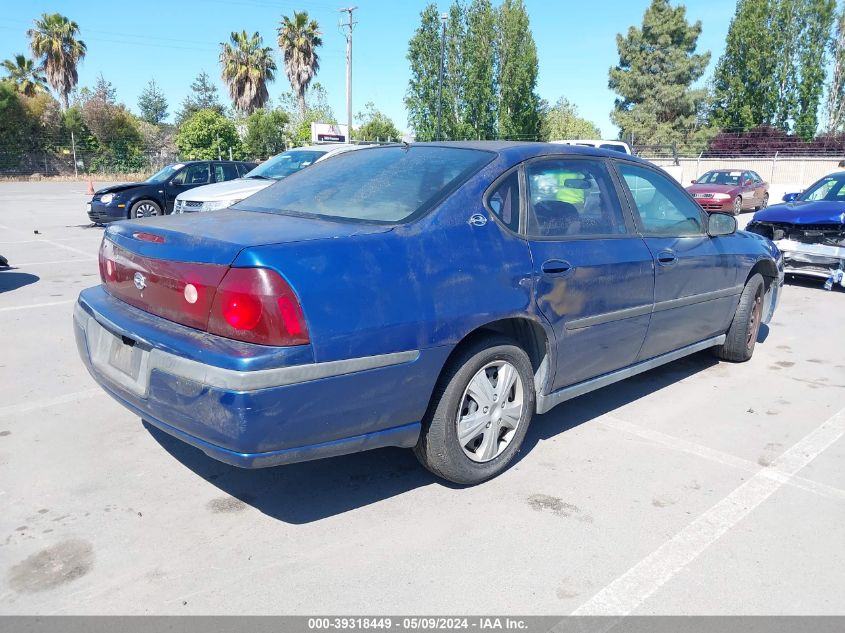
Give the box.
[87,316,151,397]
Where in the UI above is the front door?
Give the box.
[165,163,212,212]
[614,161,739,360]
[524,157,655,391]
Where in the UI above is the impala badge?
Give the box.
[133,272,147,291]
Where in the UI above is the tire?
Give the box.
[758,193,769,210]
[414,335,536,485]
[130,199,162,219]
[733,196,743,215]
[714,273,765,362]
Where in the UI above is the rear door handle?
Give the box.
[541,259,573,275]
[657,250,677,266]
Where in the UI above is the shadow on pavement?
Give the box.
[145,350,720,524]
[0,270,40,294]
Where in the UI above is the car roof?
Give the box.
[409,141,653,164]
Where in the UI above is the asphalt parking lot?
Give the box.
[0,181,844,615]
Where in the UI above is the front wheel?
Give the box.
[130,199,162,219]
[714,274,765,362]
[414,335,536,485]
[733,196,743,215]
[756,193,769,210]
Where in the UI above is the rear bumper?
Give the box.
[75,286,447,468]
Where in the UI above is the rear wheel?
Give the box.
[714,273,765,362]
[733,196,743,215]
[756,193,769,210]
[130,200,161,219]
[414,335,535,485]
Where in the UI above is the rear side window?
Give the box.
[234,146,494,223]
[525,158,627,238]
[617,162,704,236]
[214,163,239,182]
[487,171,520,232]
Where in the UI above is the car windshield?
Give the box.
[145,163,184,184]
[697,171,742,186]
[245,150,327,180]
[232,146,494,223]
[798,173,845,202]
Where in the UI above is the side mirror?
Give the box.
[744,179,753,186]
[782,192,799,202]
[690,179,697,184]
[708,212,737,237]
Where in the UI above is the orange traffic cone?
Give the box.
[87,178,94,195]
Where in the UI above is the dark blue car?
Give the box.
[74,143,783,484]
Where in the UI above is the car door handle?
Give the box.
[657,250,677,266]
[541,259,573,275]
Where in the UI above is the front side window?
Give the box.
[487,171,520,232]
[525,158,627,238]
[617,162,704,236]
[234,146,493,223]
[172,163,210,185]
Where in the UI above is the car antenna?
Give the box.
[401,139,411,150]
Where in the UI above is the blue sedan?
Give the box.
[74,143,783,484]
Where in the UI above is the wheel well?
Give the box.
[442,317,551,395]
[747,259,778,289]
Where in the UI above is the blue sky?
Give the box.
[1,0,738,137]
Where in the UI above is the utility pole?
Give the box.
[436,12,447,141]
[339,7,357,143]
[70,130,78,178]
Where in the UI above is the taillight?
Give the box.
[208,268,309,346]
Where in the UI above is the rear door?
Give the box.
[524,156,655,391]
[213,162,240,183]
[613,161,739,360]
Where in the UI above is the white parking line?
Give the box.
[7,258,94,267]
[0,223,97,260]
[0,300,74,313]
[600,415,845,503]
[0,388,105,418]
[572,405,845,615]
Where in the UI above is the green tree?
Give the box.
[279,81,336,146]
[175,108,243,159]
[794,0,836,139]
[540,97,601,140]
[277,11,322,119]
[405,4,441,141]
[220,31,276,115]
[176,71,225,125]
[27,13,86,109]
[243,108,289,158]
[137,79,168,124]
[609,0,710,146]
[442,1,468,140]
[353,102,402,141]
[463,0,498,139]
[0,82,33,168]
[713,0,835,138]
[1,54,48,97]
[825,3,845,133]
[496,0,540,140]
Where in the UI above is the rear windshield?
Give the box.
[232,146,494,223]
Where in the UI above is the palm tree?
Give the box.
[219,31,276,115]
[27,13,86,109]
[277,11,322,118]
[1,54,49,97]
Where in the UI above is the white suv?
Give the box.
[173,144,362,213]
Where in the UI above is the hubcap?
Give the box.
[747,290,763,349]
[137,203,159,217]
[734,198,741,214]
[456,361,524,463]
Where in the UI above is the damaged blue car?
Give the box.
[747,172,845,290]
[75,142,783,485]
